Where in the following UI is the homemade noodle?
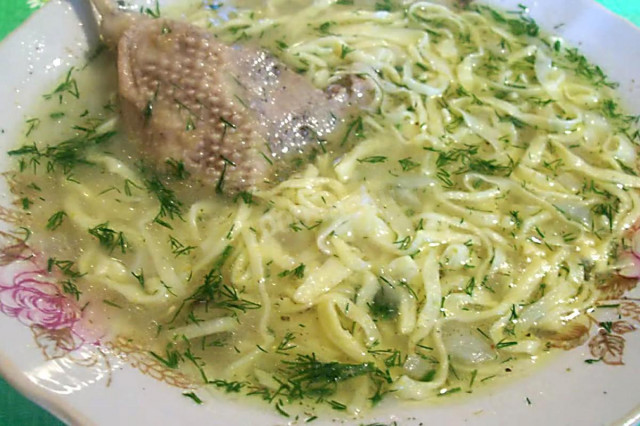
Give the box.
[8,0,640,416]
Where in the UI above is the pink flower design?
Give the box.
[617,252,640,278]
[0,262,80,331]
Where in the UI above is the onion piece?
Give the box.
[441,321,496,365]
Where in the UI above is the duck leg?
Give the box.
[89,1,372,194]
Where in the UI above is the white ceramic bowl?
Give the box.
[0,1,639,424]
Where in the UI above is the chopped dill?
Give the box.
[368,287,399,320]
[169,246,261,323]
[398,157,420,171]
[496,340,518,349]
[61,280,82,301]
[165,158,190,180]
[169,236,196,257]
[340,44,355,59]
[437,387,462,397]
[149,343,183,369]
[43,67,80,103]
[88,222,129,254]
[276,332,297,354]
[210,379,246,393]
[340,116,364,146]
[182,391,203,404]
[103,299,123,309]
[357,155,387,164]
[8,128,116,175]
[278,263,306,279]
[144,174,184,223]
[46,211,67,230]
[282,353,388,393]
[25,118,40,137]
[235,191,254,205]
[132,270,145,289]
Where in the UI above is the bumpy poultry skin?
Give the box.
[118,19,267,192]
[110,12,368,193]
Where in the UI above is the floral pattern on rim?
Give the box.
[30,324,86,361]
[0,224,87,352]
[571,224,640,365]
[105,336,195,389]
[0,253,92,362]
[0,266,81,332]
[0,247,118,388]
[0,228,195,390]
[586,299,640,365]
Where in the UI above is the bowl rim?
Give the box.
[0,1,640,425]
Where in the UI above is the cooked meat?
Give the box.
[90,1,371,193]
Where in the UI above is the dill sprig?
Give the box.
[142,0,161,18]
[182,392,203,404]
[592,201,619,232]
[144,174,184,225]
[210,379,246,393]
[43,67,80,103]
[170,246,261,323]
[276,332,297,354]
[562,47,619,89]
[234,191,254,205]
[368,286,399,320]
[8,128,116,175]
[46,211,67,230]
[189,263,262,313]
[426,145,513,188]
[149,343,183,369]
[47,258,84,278]
[169,236,196,257]
[47,257,85,300]
[165,158,190,180]
[357,155,387,164]
[25,118,40,137]
[473,4,539,37]
[398,157,420,171]
[340,116,365,146]
[278,353,390,401]
[278,263,306,279]
[88,222,129,254]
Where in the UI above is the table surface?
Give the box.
[0,0,639,425]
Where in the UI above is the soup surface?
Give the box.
[6,0,640,418]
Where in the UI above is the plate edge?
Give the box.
[0,350,91,425]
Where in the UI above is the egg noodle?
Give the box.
[8,0,640,416]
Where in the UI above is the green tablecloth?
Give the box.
[0,1,639,425]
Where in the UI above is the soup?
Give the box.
[5,0,640,418]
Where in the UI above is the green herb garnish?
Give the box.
[182,391,203,404]
[88,222,129,253]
